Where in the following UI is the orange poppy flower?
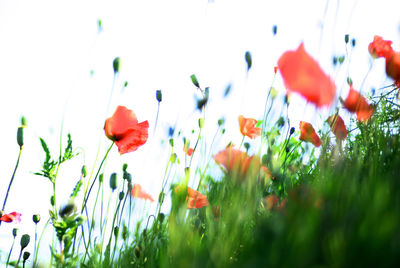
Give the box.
[342,86,374,122]
[277,43,336,107]
[386,51,400,81]
[104,106,149,154]
[327,114,348,140]
[0,212,21,223]
[183,143,194,156]
[131,184,154,202]
[175,186,209,209]
[238,115,262,139]
[368,35,394,60]
[214,146,260,177]
[299,121,321,147]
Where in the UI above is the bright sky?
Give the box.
[0,0,399,262]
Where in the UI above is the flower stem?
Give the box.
[1,147,23,213]
[5,237,15,268]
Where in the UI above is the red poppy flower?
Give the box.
[183,143,194,156]
[299,121,321,147]
[368,35,394,60]
[386,51,400,81]
[131,184,154,202]
[277,43,336,107]
[327,114,348,140]
[342,86,374,122]
[238,115,262,139]
[104,106,149,154]
[214,146,260,177]
[0,212,22,223]
[175,186,209,209]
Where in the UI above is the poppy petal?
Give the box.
[278,43,336,107]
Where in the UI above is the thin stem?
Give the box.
[81,142,114,213]
[6,237,15,268]
[2,147,23,212]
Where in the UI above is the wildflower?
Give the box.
[277,43,336,107]
[104,106,149,154]
[327,114,348,140]
[174,186,209,209]
[238,115,262,139]
[214,146,260,177]
[186,187,209,209]
[386,51,400,81]
[299,121,321,147]
[368,35,394,60]
[131,184,154,202]
[342,86,374,122]
[0,212,22,223]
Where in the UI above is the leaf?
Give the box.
[71,179,83,198]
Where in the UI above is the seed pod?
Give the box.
[198,118,204,129]
[114,226,119,238]
[12,228,18,237]
[290,127,295,135]
[113,57,121,74]
[17,127,24,147]
[345,34,349,44]
[119,191,124,201]
[50,196,55,206]
[23,251,30,261]
[245,51,252,71]
[20,234,30,249]
[33,214,40,224]
[99,173,104,183]
[110,173,118,191]
[156,90,162,102]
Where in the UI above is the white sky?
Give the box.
[0,0,399,263]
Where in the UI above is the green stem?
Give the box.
[2,147,23,213]
[81,142,114,213]
[5,237,15,268]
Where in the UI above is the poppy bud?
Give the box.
[33,214,40,224]
[124,81,128,87]
[158,213,165,223]
[218,118,225,126]
[222,129,226,134]
[276,117,285,128]
[124,172,132,183]
[224,84,232,97]
[168,127,175,137]
[245,51,252,71]
[198,118,204,129]
[20,234,30,249]
[169,138,174,147]
[158,192,165,203]
[190,74,200,88]
[81,165,87,177]
[332,56,338,66]
[244,142,250,151]
[114,226,119,238]
[156,90,162,102]
[113,57,121,74]
[272,25,277,35]
[23,251,30,261]
[122,224,128,240]
[170,153,177,163]
[12,228,18,237]
[134,246,141,258]
[91,219,95,230]
[110,173,118,191]
[345,34,349,44]
[347,77,353,85]
[99,173,104,183]
[351,38,356,47]
[60,201,76,218]
[119,191,124,201]
[290,127,295,135]
[122,163,128,172]
[97,19,102,32]
[17,127,24,147]
[50,195,55,206]
[21,116,27,127]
